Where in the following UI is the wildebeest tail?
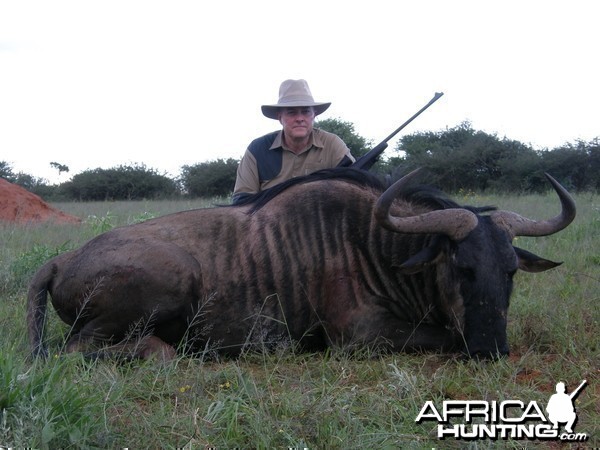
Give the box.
[27,261,55,359]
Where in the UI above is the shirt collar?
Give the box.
[270,129,324,151]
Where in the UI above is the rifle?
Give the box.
[350,92,444,171]
[569,380,587,400]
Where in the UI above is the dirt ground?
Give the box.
[0,178,80,224]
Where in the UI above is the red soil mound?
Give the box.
[0,178,81,224]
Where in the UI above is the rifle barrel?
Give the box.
[569,380,587,399]
[351,92,444,171]
[380,92,444,144]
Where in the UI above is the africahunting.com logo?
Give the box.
[416,379,589,442]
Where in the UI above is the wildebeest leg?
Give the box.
[320,282,460,352]
[346,310,460,353]
[388,321,459,352]
[52,239,204,360]
[61,303,195,361]
[64,325,177,361]
[65,321,177,361]
[77,336,177,362]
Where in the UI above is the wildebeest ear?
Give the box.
[397,238,444,274]
[514,246,562,273]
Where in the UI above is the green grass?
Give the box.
[0,193,598,448]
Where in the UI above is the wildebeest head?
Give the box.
[375,169,576,359]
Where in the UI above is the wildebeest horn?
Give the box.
[374,168,479,241]
[490,173,576,238]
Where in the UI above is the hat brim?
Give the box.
[261,102,331,120]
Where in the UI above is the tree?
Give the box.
[0,161,15,182]
[540,139,598,191]
[588,138,600,190]
[316,118,372,158]
[180,158,239,198]
[0,161,60,198]
[315,117,400,173]
[394,122,543,192]
[50,161,70,176]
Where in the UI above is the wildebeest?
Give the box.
[27,168,576,361]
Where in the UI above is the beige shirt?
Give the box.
[233,128,354,201]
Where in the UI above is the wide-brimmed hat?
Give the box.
[261,79,331,120]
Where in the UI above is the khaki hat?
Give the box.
[261,79,331,120]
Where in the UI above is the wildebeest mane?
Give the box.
[235,167,496,215]
[236,168,385,213]
[399,185,497,215]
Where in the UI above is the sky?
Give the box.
[1,0,598,184]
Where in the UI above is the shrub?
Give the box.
[180,158,239,198]
[61,164,179,201]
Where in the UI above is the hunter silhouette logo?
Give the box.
[415,379,589,442]
[546,380,587,434]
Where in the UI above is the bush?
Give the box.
[61,164,179,201]
[180,158,239,198]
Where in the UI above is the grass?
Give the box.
[0,192,598,448]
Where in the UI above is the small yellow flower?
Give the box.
[179,385,191,393]
[219,381,231,389]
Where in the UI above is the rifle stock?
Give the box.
[350,92,444,171]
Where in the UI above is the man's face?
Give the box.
[278,107,315,140]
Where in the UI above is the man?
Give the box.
[232,79,355,204]
[546,382,578,433]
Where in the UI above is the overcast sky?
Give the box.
[1,0,598,184]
